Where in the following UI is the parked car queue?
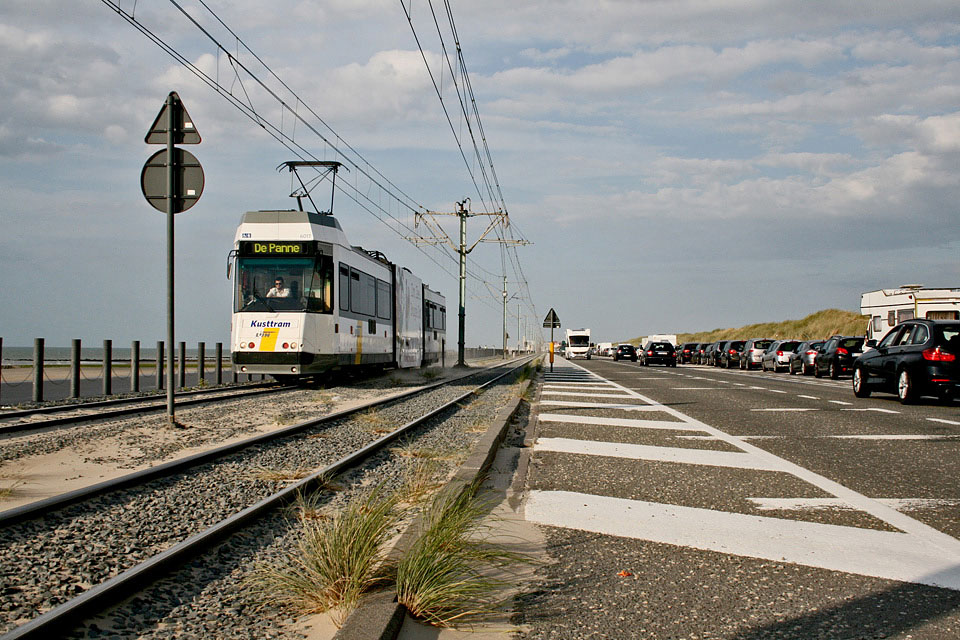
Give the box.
[664,322,959,404]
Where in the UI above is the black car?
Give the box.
[814,335,865,379]
[718,340,745,368]
[642,341,676,366]
[853,319,959,403]
[701,341,722,366]
[677,342,700,364]
[614,344,638,362]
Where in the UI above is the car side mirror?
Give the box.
[865,339,877,348]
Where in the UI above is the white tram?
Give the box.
[228,166,446,380]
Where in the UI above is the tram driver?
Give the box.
[266,276,292,298]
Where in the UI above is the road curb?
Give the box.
[333,365,536,640]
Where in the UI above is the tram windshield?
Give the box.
[235,255,334,313]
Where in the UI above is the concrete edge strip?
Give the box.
[332,365,537,640]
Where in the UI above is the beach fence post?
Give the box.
[132,340,140,392]
[198,341,205,385]
[0,336,4,405]
[156,341,164,390]
[71,339,81,398]
[103,340,112,396]
[178,341,186,388]
[33,338,44,403]
[215,342,223,385]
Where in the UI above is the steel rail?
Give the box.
[0,383,282,435]
[0,380,276,419]
[0,357,527,527]
[0,355,535,640]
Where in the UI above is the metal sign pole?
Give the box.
[457,203,467,367]
[166,94,176,424]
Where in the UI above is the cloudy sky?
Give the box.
[2,0,959,350]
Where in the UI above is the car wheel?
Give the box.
[803,364,812,376]
[814,363,822,378]
[897,369,918,404]
[789,364,796,375]
[852,367,871,398]
[829,362,839,379]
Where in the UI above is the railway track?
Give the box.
[0,356,536,639]
[0,382,285,435]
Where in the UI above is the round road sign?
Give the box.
[140,148,204,213]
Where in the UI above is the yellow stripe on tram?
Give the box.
[259,328,280,351]
[355,323,363,365]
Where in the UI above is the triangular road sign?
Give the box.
[145,91,201,144]
[543,308,561,328]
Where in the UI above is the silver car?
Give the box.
[740,338,773,370]
[761,340,801,372]
[788,340,824,375]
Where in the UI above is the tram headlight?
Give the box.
[291,342,297,349]
[248,342,255,349]
[240,366,248,372]
[282,342,289,349]
[291,367,298,373]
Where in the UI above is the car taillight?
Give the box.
[647,350,653,356]
[806,350,817,355]
[777,350,783,356]
[683,349,690,353]
[728,349,736,354]
[836,348,848,355]
[923,347,956,362]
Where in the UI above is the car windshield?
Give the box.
[650,343,672,350]
[753,340,772,349]
[839,338,864,350]
[780,341,800,351]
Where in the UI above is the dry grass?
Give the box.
[649,309,869,344]
[0,470,26,500]
[420,368,442,380]
[399,459,445,505]
[390,438,459,462]
[354,408,394,434]
[245,486,401,627]
[254,466,316,484]
[395,478,530,627]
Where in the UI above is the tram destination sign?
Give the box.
[238,241,319,256]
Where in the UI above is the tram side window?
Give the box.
[348,268,376,317]
[438,306,446,331]
[376,279,391,320]
[339,266,350,311]
[305,255,334,313]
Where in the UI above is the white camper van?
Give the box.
[861,285,960,341]
[565,328,592,359]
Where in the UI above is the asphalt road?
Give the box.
[515,357,960,639]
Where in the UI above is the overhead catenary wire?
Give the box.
[98,0,505,314]
[400,0,539,327]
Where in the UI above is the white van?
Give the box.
[861,285,960,341]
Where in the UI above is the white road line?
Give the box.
[554,359,960,558]
[929,418,960,426]
[750,408,819,412]
[797,395,819,400]
[525,490,960,591]
[538,414,704,431]
[829,434,960,440]
[541,391,636,399]
[535,437,783,471]
[671,387,729,390]
[539,401,661,411]
[543,385,620,391]
[840,408,900,413]
[767,389,788,394]
[828,400,853,406]
[749,497,960,512]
